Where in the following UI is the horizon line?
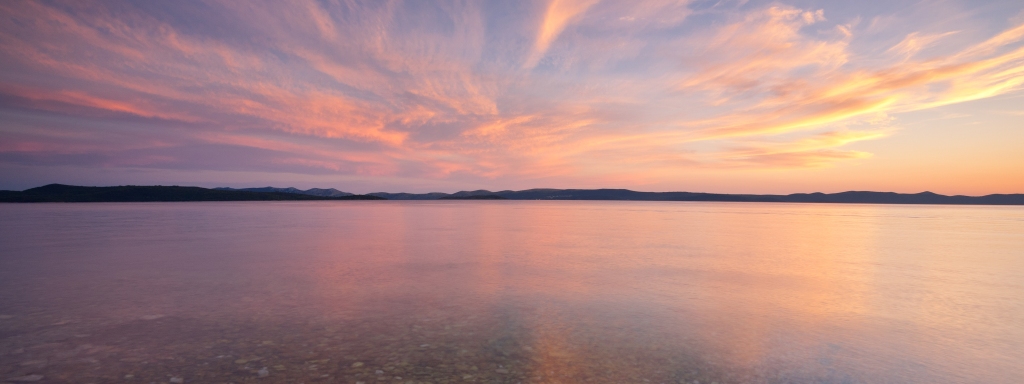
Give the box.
[7,183,1023,198]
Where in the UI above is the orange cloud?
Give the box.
[524,0,600,68]
[1,1,1021,191]
[672,6,1024,147]
[887,31,959,57]
[715,130,890,168]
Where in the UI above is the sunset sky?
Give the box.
[1,0,1022,194]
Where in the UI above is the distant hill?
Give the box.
[2,184,1022,205]
[438,194,507,200]
[370,188,1024,205]
[0,184,383,202]
[367,192,450,200]
[215,186,353,197]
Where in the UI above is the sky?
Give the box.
[1,0,1022,194]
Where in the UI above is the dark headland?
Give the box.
[0,184,384,202]
[1,184,1023,205]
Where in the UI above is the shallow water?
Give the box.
[0,201,1022,383]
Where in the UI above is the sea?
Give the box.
[1,201,1022,383]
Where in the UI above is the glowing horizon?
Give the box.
[1,0,1022,195]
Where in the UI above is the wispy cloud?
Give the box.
[0,0,1021,191]
[887,31,959,57]
[524,0,601,68]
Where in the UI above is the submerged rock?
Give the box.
[169,377,184,383]
[258,367,269,378]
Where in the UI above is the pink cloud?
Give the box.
[0,1,1021,191]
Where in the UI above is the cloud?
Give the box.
[670,5,1024,146]
[887,31,959,57]
[716,129,890,167]
[0,1,1022,190]
[678,6,848,96]
[523,0,600,68]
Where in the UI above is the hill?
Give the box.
[437,194,507,200]
[3,185,1022,205]
[0,184,384,202]
[214,186,353,197]
[371,188,1024,205]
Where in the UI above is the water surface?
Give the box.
[1,201,1022,383]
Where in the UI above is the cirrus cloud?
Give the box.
[0,0,1022,191]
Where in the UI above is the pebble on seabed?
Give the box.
[258,367,270,378]
[5,375,44,382]
[169,377,184,383]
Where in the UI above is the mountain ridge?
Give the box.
[242,186,1024,205]
[214,186,353,197]
[0,184,382,202]
[1,184,1022,205]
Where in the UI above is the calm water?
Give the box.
[1,201,1022,384]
